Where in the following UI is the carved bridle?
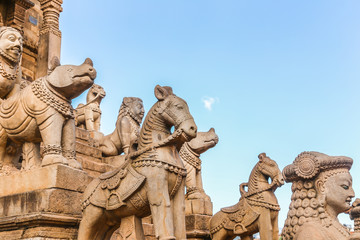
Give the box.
[158,95,193,129]
[240,161,282,198]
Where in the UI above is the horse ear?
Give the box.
[49,56,60,72]
[154,85,170,100]
[163,86,173,95]
[258,153,266,162]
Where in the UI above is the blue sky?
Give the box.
[60,1,360,227]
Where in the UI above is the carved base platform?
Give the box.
[0,164,92,239]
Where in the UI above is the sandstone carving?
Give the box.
[181,127,218,200]
[0,26,23,100]
[350,199,360,240]
[281,151,355,240]
[0,57,97,172]
[100,97,144,157]
[78,85,197,240]
[75,84,106,131]
[209,153,284,240]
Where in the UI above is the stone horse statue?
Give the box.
[209,153,284,240]
[78,85,197,240]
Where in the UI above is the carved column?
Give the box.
[4,0,34,31]
[36,0,62,78]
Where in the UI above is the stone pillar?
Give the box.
[4,0,34,31]
[36,0,62,78]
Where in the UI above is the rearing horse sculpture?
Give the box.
[78,85,197,240]
[209,153,284,240]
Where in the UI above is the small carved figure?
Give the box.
[209,153,284,240]
[75,84,106,131]
[0,57,96,171]
[281,151,355,240]
[180,127,218,200]
[99,97,144,156]
[0,26,23,100]
[78,85,197,240]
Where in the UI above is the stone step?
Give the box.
[75,141,102,159]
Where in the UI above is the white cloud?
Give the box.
[202,97,216,111]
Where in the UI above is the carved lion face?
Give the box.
[0,28,23,63]
[129,99,145,121]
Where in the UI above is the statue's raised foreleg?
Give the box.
[171,177,186,240]
[62,118,82,169]
[146,169,175,240]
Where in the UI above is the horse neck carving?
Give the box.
[138,100,170,149]
[245,153,284,204]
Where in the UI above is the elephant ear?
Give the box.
[47,57,73,89]
[154,85,172,101]
[48,56,61,73]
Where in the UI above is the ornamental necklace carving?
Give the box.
[0,62,19,81]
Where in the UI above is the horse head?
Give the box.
[154,85,197,143]
[257,153,284,188]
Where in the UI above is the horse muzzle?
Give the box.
[178,118,197,141]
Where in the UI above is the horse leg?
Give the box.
[241,235,254,240]
[271,211,279,240]
[211,228,231,240]
[258,210,273,240]
[104,224,121,240]
[78,204,105,240]
[172,178,186,240]
[147,169,175,240]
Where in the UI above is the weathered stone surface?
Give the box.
[0,58,96,172]
[99,97,144,157]
[75,84,106,132]
[186,214,211,238]
[210,153,284,240]
[181,128,218,205]
[76,141,102,159]
[282,152,355,240]
[186,198,213,216]
[0,164,91,197]
[78,85,197,240]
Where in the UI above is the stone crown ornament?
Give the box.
[283,151,353,182]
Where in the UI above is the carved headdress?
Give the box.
[281,151,353,240]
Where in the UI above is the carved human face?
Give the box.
[324,172,354,216]
[0,29,23,63]
[131,100,145,120]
